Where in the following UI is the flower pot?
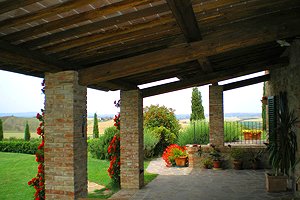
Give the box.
[265,173,288,192]
[233,160,243,170]
[243,132,261,140]
[175,156,187,167]
[213,160,221,169]
[261,98,268,105]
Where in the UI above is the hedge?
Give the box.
[0,139,40,154]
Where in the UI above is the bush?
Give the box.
[177,121,209,146]
[144,128,160,158]
[144,105,180,137]
[0,139,40,154]
[88,126,118,160]
[151,126,176,156]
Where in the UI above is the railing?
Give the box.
[187,120,267,145]
[225,121,267,145]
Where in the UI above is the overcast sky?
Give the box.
[0,70,264,115]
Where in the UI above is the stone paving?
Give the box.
[111,158,297,200]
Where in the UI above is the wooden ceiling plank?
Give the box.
[0,0,41,15]
[0,0,102,29]
[141,59,287,98]
[78,8,300,86]
[222,74,270,91]
[42,15,174,54]
[8,3,169,46]
[0,40,71,72]
[54,22,179,59]
[166,0,201,42]
[197,58,213,73]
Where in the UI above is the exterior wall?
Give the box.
[266,40,300,182]
[209,85,224,146]
[120,89,144,189]
[44,71,87,200]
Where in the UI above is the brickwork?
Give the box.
[209,85,224,147]
[44,71,87,200]
[120,89,144,189]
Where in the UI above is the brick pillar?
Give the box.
[209,85,224,146]
[120,89,144,189]
[44,71,87,200]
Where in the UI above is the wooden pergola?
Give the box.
[1,0,300,199]
[1,0,299,94]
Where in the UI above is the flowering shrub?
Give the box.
[28,80,45,200]
[107,101,121,186]
[162,144,187,167]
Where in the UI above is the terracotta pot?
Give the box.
[233,160,243,170]
[175,156,187,167]
[243,132,261,140]
[213,160,221,168]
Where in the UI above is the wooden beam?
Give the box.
[222,74,270,91]
[141,59,287,98]
[0,0,102,29]
[78,8,300,86]
[166,0,201,42]
[197,58,213,73]
[0,40,71,72]
[0,0,40,15]
[8,3,169,45]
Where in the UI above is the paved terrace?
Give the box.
[110,158,295,200]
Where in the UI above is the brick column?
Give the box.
[209,85,224,146]
[120,89,144,189]
[44,71,87,200]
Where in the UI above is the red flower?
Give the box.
[36,127,42,135]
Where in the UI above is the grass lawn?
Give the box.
[0,152,158,199]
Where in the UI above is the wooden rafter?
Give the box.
[166,0,201,42]
[197,58,213,73]
[0,0,40,15]
[141,59,286,98]
[6,2,169,45]
[222,74,270,91]
[78,8,300,86]
[0,40,71,72]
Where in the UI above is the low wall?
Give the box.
[186,144,269,169]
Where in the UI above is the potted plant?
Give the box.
[209,145,222,169]
[228,145,245,170]
[261,96,268,105]
[162,144,187,167]
[202,157,213,169]
[248,148,264,170]
[242,129,262,140]
[172,148,188,167]
[265,92,298,192]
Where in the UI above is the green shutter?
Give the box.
[268,96,277,144]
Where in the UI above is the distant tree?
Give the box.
[93,113,99,138]
[190,87,205,121]
[24,121,30,141]
[0,119,3,141]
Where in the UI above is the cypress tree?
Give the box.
[24,121,31,141]
[190,87,205,121]
[0,119,3,141]
[93,113,99,138]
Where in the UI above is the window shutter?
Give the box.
[268,96,277,143]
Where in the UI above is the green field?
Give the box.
[0,152,158,199]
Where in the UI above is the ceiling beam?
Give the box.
[166,0,201,42]
[0,0,40,15]
[197,58,213,73]
[0,0,102,29]
[141,58,287,98]
[78,8,300,86]
[7,3,169,46]
[0,40,71,72]
[222,74,270,91]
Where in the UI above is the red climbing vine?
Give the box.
[28,80,45,200]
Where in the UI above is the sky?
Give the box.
[0,70,264,115]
